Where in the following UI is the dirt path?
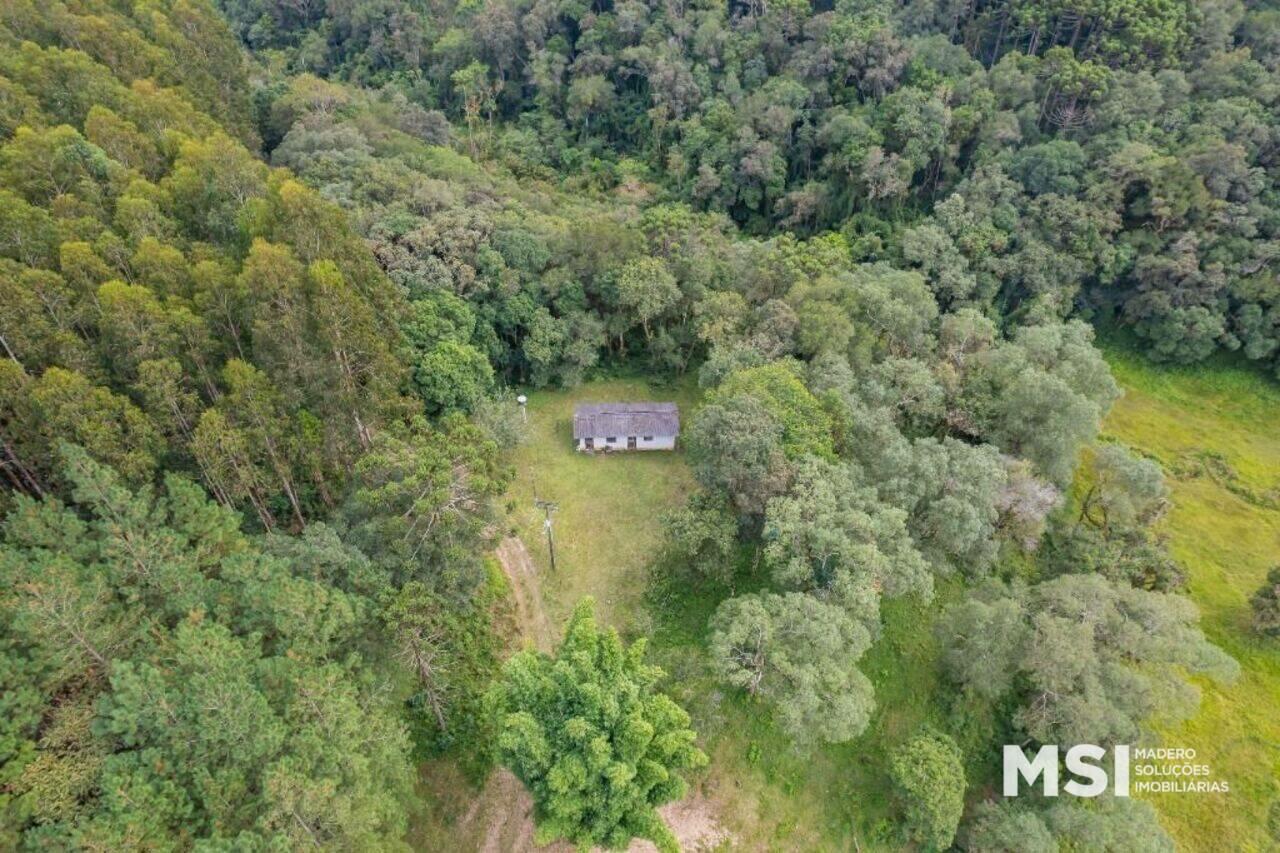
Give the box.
[453,537,558,853]
[637,798,733,852]
[462,537,731,852]
[459,768,561,853]
[496,536,556,653]
[459,772,730,853]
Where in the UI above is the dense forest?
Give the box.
[0,0,507,846]
[217,0,1280,370]
[0,0,1274,848]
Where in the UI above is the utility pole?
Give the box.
[534,497,558,573]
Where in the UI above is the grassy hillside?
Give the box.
[647,577,990,851]
[1101,343,1280,851]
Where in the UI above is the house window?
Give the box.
[606,436,616,443]
[643,436,653,441]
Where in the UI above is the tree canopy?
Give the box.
[890,728,967,850]
[0,446,413,848]
[0,0,1260,846]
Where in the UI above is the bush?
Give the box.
[889,728,967,850]
[1251,566,1280,638]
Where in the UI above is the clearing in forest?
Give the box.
[502,376,702,632]
[498,376,972,850]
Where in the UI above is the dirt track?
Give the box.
[456,537,560,853]
[495,536,556,653]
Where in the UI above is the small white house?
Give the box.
[573,402,679,452]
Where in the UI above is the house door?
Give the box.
[627,436,637,450]
[584,437,594,450]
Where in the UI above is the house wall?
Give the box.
[577,435,676,451]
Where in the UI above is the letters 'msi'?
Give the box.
[1003,745,1130,797]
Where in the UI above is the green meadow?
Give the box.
[1100,344,1280,851]
[503,376,703,633]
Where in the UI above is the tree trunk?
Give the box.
[0,435,44,497]
[0,333,22,368]
[989,11,1008,68]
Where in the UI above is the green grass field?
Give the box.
[1100,344,1280,851]
[646,576,990,851]
[503,375,703,632]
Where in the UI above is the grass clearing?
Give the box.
[1101,342,1280,851]
[502,375,702,632]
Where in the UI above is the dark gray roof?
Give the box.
[573,402,679,439]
